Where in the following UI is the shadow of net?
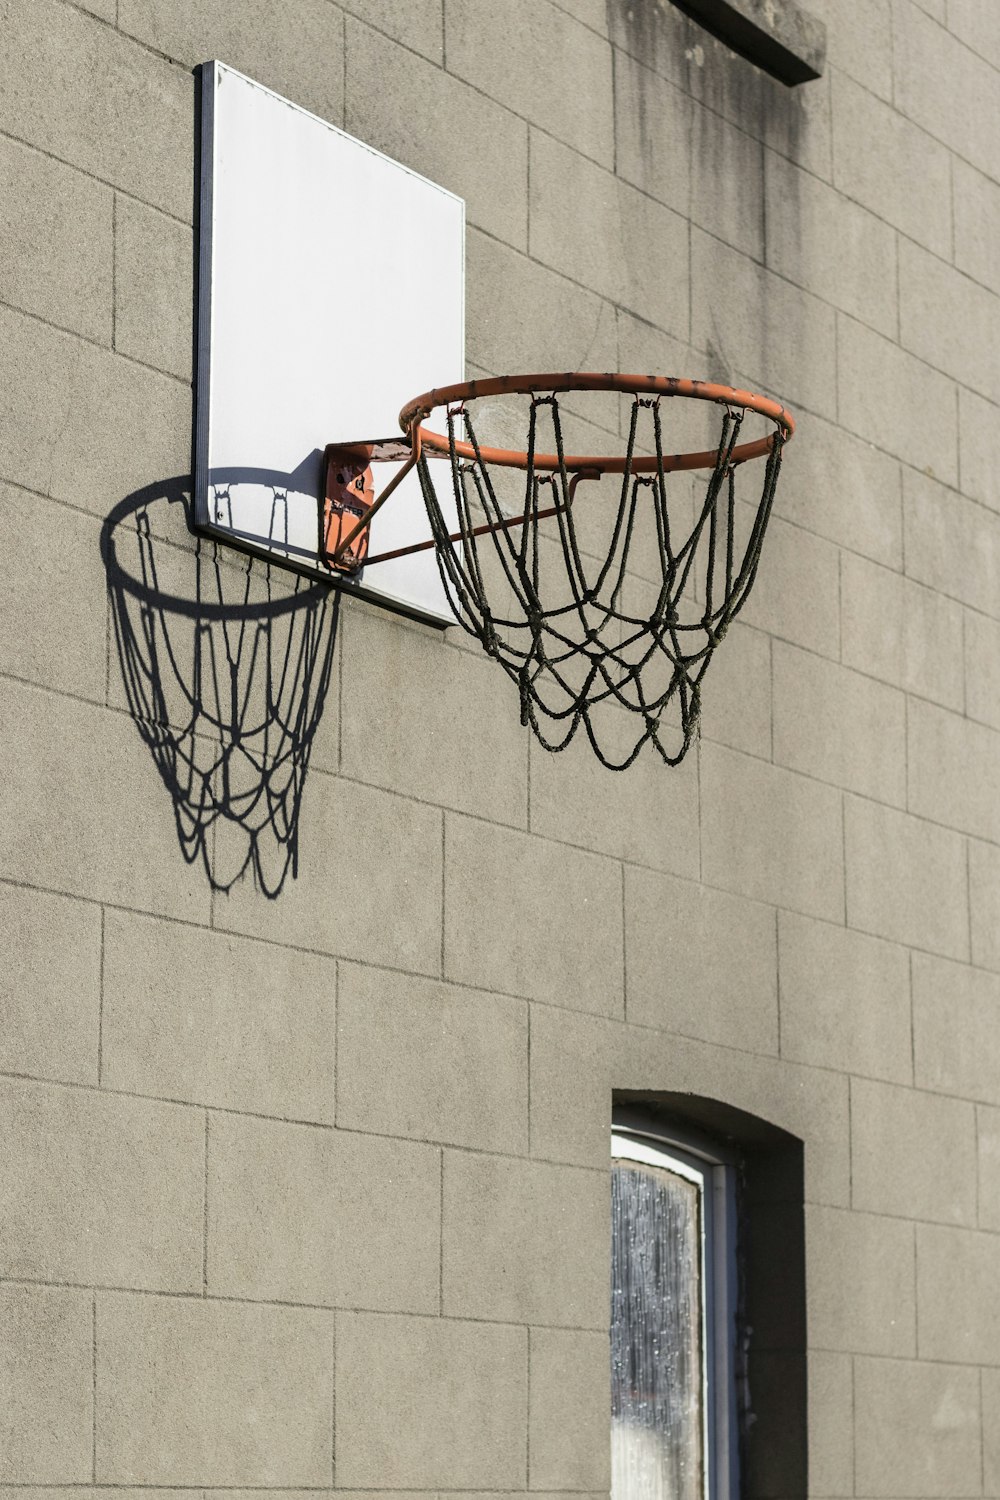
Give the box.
[418,391,783,771]
[102,478,339,897]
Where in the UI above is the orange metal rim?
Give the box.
[399,372,796,474]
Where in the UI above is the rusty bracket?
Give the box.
[321,437,416,574]
[322,432,599,575]
[321,447,372,573]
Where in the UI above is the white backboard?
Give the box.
[195,61,465,626]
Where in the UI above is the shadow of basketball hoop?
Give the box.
[101,476,339,898]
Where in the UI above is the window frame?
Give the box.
[612,1109,741,1500]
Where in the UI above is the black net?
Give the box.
[417,392,785,770]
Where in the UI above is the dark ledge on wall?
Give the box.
[670,0,826,85]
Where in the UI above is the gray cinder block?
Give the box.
[0,884,101,1086]
[443,811,624,1012]
[114,197,194,381]
[908,697,1000,842]
[841,551,964,712]
[0,305,191,517]
[691,228,837,418]
[738,516,842,660]
[775,410,903,568]
[807,0,892,99]
[839,318,957,483]
[334,1310,527,1488]
[899,235,1000,399]
[913,953,1000,1106]
[529,1327,612,1490]
[845,795,969,959]
[446,0,614,168]
[697,620,772,758]
[336,962,529,1152]
[970,839,1000,975]
[206,1112,441,1311]
[441,1149,608,1326]
[946,0,1000,67]
[701,741,845,921]
[916,1222,1000,1363]
[831,70,951,257]
[854,1355,981,1497]
[96,1293,334,1485]
[765,150,897,337]
[526,1002,852,1203]
[892,0,997,179]
[465,229,619,428]
[530,131,690,333]
[527,725,701,874]
[118,0,346,124]
[0,487,108,704]
[214,773,444,972]
[0,677,208,922]
[0,0,192,219]
[0,1286,92,1482]
[0,135,112,343]
[807,1349,855,1497]
[959,386,1000,514]
[773,641,906,805]
[345,17,529,250]
[778,910,912,1081]
[980,1105,1000,1231]
[626,865,779,1052]
[613,49,693,221]
[904,467,1000,613]
[692,102,764,260]
[101,909,336,1120]
[984,1366,1000,1494]
[851,1077,977,1225]
[805,1203,916,1356]
[0,1078,203,1291]
[954,151,1000,297]
[340,605,529,824]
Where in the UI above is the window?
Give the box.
[611,1117,739,1500]
[610,1097,808,1500]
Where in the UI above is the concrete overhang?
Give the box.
[670,0,826,84]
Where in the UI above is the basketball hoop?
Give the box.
[324,373,794,769]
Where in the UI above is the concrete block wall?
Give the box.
[1,0,999,1492]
